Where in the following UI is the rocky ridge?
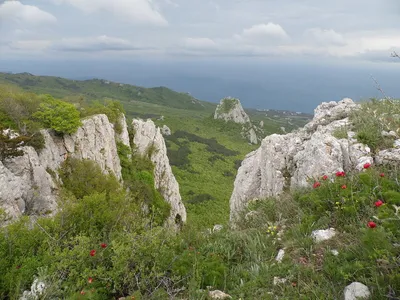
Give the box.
[0,114,186,227]
[230,98,400,223]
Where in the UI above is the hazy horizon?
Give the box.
[1,58,399,113]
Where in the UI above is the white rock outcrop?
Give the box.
[344,282,371,300]
[132,119,187,228]
[214,97,260,144]
[1,114,123,220]
[208,290,232,299]
[161,125,171,136]
[214,97,251,124]
[229,98,377,224]
[115,114,131,148]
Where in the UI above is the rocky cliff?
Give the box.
[230,98,400,224]
[214,97,260,144]
[132,119,187,228]
[0,114,186,228]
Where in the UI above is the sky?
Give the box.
[0,0,400,112]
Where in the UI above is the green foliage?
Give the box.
[332,126,349,139]
[216,97,238,114]
[351,99,400,152]
[33,95,81,134]
[59,158,121,199]
[117,142,171,226]
[82,99,126,133]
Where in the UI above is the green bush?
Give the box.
[33,95,82,134]
[59,158,121,199]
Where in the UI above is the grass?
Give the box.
[351,99,400,152]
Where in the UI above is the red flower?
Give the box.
[16,265,21,269]
[80,291,85,295]
[374,200,384,207]
[363,162,371,169]
[380,173,385,177]
[367,221,377,228]
[341,185,347,189]
[313,182,321,188]
[291,282,297,287]
[336,171,345,177]
[90,250,96,257]
[322,175,328,180]
[88,277,93,284]
[101,243,107,249]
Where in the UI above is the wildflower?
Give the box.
[380,173,385,177]
[336,171,345,177]
[367,221,377,228]
[322,175,328,180]
[374,200,384,207]
[90,250,96,257]
[341,185,347,189]
[313,182,321,188]
[16,265,21,269]
[363,162,371,169]
[291,282,297,287]
[88,277,93,284]
[80,291,85,295]
[100,243,107,249]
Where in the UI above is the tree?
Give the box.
[33,95,82,134]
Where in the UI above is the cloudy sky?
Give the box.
[1,0,400,61]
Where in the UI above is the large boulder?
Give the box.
[132,119,187,229]
[229,98,377,224]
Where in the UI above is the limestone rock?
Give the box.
[273,277,287,285]
[229,98,374,224]
[132,119,187,228]
[1,114,124,221]
[344,282,371,300]
[275,249,285,263]
[213,224,223,232]
[208,290,232,299]
[214,97,259,144]
[214,97,250,124]
[311,228,336,242]
[161,125,171,136]
[115,114,131,148]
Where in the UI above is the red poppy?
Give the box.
[341,185,347,189]
[363,162,371,169]
[322,175,328,180]
[291,282,297,287]
[367,221,376,228]
[336,171,345,177]
[88,277,93,284]
[80,291,85,295]
[90,250,96,257]
[380,173,385,177]
[101,243,107,249]
[374,200,384,207]
[313,182,321,188]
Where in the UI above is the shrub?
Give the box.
[33,95,82,134]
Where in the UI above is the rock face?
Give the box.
[0,114,123,220]
[161,125,171,136]
[229,98,384,224]
[132,119,187,228]
[214,97,251,124]
[214,97,260,144]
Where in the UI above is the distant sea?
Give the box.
[1,57,399,113]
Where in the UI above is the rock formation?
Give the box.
[132,119,187,228]
[161,125,171,136]
[214,97,261,144]
[1,114,186,229]
[230,98,400,224]
[1,114,122,220]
